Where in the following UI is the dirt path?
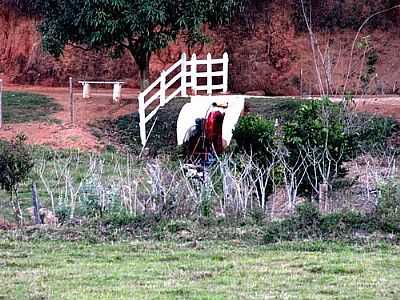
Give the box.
[0,84,140,151]
[0,85,399,151]
[351,96,400,121]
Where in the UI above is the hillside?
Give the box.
[1,1,400,95]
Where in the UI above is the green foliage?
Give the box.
[263,203,377,244]
[34,0,245,86]
[348,114,397,153]
[104,212,147,227]
[234,99,351,196]
[55,204,71,224]
[0,135,34,193]
[283,99,347,160]
[377,180,400,232]
[360,49,379,93]
[233,114,276,160]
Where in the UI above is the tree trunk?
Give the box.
[129,49,151,91]
[139,63,150,91]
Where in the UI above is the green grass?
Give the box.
[2,91,61,123]
[1,239,399,299]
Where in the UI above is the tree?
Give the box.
[34,0,245,89]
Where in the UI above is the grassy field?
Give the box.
[2,91,61,123]
[1,239,400,299]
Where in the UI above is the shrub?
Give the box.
[283,99,350,195]
[283,99,348,160]
[0,135,34,222]
[55,204,71,224]
[263,203,379,244]
[293,202,321,236]
[348,114,397,154]
[320,211,376,237]
[104,212,146,227]
[233,114,276,161]
[377,180,400,232]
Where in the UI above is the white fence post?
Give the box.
[138,94,146,145]
[0,79,3,129]
[181,53,187,97]
[222,52,229,93]
[191,53,197,95]
[113,82,122,103]
[83,82,90,99]
[160,71,166,106]
[207,53,212,95]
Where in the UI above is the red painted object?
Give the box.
[205,110,225,154]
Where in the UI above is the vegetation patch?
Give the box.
[2,91,61,124]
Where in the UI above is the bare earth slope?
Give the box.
[1,2,400,95]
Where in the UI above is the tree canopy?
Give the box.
[33,0,245,89]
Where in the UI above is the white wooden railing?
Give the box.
[138,52,229,146]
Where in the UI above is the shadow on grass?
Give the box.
[2,91,62,124]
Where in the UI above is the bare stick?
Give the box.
[343,4,400,94]
[69,77,75,125]
[300,0,325,96]
[0,79,3,129]
[32,182,42,225]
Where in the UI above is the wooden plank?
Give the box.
[165,72,182,89]
[145,105,161,123]
[164,59,182,77]
[165,88,181,103]
[78,81,125,84]
[195,84,225,91]
[144,90,161,109]
[186,58,225,66]
[141,77,161,97]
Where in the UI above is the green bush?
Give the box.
[264,202,321,243]
[263,203,378,244]
[0,135,34,222]
[348,115,397,154]
[377,180,400,232]
[104,212,146,227]
[233,114,276,160]
[283,99,350,195]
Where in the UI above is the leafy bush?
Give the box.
[377,180,400,232]
[283,99,348,159]
[348,114,397,153]
[283,99,350,195]
[104,212,147,227]
[233,114,276,160]
[0,135,34,221]
[263,203,377,244]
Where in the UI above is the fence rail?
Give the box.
[138,52,229,146]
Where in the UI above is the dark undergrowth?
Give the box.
[2,205,399,246]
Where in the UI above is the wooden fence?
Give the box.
[138,52,229,146]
